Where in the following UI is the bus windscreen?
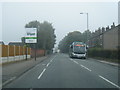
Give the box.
[73,46,86,54]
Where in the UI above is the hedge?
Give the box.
[88,48,119,60]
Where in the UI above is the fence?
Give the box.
[31,49,45,58]
[0,45,31,63]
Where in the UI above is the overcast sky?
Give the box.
[0,1,119,47]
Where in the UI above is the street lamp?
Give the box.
[80,12,89,44]
[80,12,89,31]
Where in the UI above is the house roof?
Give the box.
[0,41,4,45]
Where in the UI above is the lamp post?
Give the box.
[80,12,89,44]
[80,12,89,30]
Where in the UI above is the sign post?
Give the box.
[25,28,37,61]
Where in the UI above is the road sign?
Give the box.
[25,28,37,43]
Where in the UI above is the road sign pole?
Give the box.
[25,43,27,60]
[25,28,37,60]
[35,44,36,61]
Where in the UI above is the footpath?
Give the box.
[89,58,119,67]
[2,55,50,87]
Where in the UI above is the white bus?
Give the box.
[69,42,87,59]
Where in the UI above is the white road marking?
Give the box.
[38,68,46,79]
[70,59,73,61]
[99,75,120,89]
[80,65,92,72]
[50,56,56,63]
[73,60,79,64]
[46,63,50,67]
[50,60,52,63]
[70,58,92,72]
[2,77,16,87]
[38,56,57,79]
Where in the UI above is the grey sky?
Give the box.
[1,2,118,46]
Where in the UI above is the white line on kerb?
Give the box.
[80,65,92,72]
[38,68,46,79]
[99,75,120,89]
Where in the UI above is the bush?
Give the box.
[88,48,119,60]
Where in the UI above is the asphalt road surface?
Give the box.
[3,53,120,88]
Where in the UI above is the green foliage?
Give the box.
[82,30,92,43]
[58,31,83,53]
[22,20,56,54]
[88,48,119,60]
[58,30,92,53]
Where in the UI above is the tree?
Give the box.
[58,30,92,53]
[22,20,56,54]
[58,31,82,53]
[82,30,92,43]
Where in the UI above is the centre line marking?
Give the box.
[50,56,56,62]
[99,75,120,89]
[38,68,46,79]
[80,65,92,71]
[38,55,57,80]
[46,63,50,67]
[73,60,79,64]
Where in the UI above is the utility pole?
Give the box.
[35,44,36,61]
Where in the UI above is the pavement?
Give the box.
[2,53,120,89]
[89,58,119,67]
[2,55,51,87]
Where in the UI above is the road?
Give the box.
[3,53,120,88]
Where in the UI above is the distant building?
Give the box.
[8,42,24,46]
[0,41,5,45]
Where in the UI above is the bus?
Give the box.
[69,42,87,59]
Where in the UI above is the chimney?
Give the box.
[111,22,115,29]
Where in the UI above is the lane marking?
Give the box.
[38,68,46,79]
[50,56,56,63]
[99,75,120,89]
[70,58,92,72]
[46,63,50,67]
[70,59,73,61]
[2,77,16,87]
[80,65,92,72]
[73,60,79,64]
[38,55,57,80]
[50,60,52,63]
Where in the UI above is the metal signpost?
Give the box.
[25,28,37,60]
